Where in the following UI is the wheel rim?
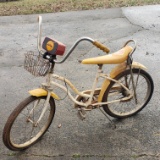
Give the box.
[107,71,151,117]
[10,98,53,148]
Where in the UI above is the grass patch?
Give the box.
[0,0,159,16]
[72,154,81,158]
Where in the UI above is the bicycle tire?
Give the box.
[3,96,55,151]
[102,68,154,118]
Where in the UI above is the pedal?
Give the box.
[77,108,86,120]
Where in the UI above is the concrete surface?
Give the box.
[0,5,160,160]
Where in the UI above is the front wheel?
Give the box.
[102,68,154,118]
[3,96,56,151]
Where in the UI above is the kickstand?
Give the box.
[98,107,116,129]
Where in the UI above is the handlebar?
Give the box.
[93,41,110,53]
[53,37,94,64]
[37,16,43,55]
[37,15,110,63]
[123,40,137,56]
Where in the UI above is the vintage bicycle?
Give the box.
[3,16,154,151]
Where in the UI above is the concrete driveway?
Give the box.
[0,5,160,160]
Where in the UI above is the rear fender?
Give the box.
[98,61,147,102]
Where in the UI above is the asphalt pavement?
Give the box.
[0,5,160,160]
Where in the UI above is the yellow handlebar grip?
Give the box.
[93,41,110,54]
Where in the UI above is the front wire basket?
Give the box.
[24,52,50,77]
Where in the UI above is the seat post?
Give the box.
[87,64,103,105]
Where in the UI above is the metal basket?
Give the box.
[24,52,50,77]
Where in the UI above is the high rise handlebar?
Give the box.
[37,16,110,64]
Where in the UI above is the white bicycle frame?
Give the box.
[51,68,133,107]
[34,64,133,124]
[34,16,136,124]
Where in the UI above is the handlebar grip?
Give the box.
[93,41,110,54]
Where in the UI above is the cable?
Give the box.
[57,78,69,100]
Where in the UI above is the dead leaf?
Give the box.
[58,123,62,128]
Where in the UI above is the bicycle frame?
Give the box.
[44,64,133,107]
[32,63,135,124]
[32,15,146,124]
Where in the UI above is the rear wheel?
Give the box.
[3,96,55,151]
[102,69,154,118]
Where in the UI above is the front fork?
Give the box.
[34,92,51,126]
[27,93,51,127]
[35,64,55,126]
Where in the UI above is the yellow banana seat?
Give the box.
[81,46,132,64]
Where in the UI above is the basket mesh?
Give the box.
[24,52,50,77]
